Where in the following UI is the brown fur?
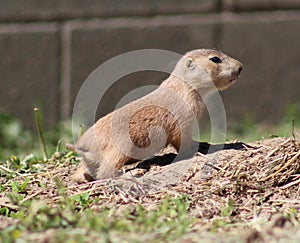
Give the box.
[68,49,243,183]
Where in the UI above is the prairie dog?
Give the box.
[67,49,243,183]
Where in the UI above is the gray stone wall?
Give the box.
[0,1,300,130]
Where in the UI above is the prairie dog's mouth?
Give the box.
[228,77,238,83]
[228,72,241,84]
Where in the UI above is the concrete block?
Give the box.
[219,14,300,126]
[0,0,217,22]
[0,24,59,130]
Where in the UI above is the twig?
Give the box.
[269,199,300,204]
[69,186,106,198]
[264,138,291,158]
[20,189,44,204]
[0,202,19,211]
[0,165,22,176]
[115,186,129,203]
[280,177,300,189]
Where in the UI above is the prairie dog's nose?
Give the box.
[232,62,243,78]
[238,65,243,75]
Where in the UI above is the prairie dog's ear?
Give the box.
[186,57,195,70]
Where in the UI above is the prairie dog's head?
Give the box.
[173,49,243,91]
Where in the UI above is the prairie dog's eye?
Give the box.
[209,56,222,64]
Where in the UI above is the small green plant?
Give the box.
[11,178,30,193]
[0,207,10,217]
[70,192,93,208]
[209,198,236,232]
[285,207,300,223]
[221,198,235,218]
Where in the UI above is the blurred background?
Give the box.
[0,0,300,156]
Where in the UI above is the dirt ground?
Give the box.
[1,137,300,242]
